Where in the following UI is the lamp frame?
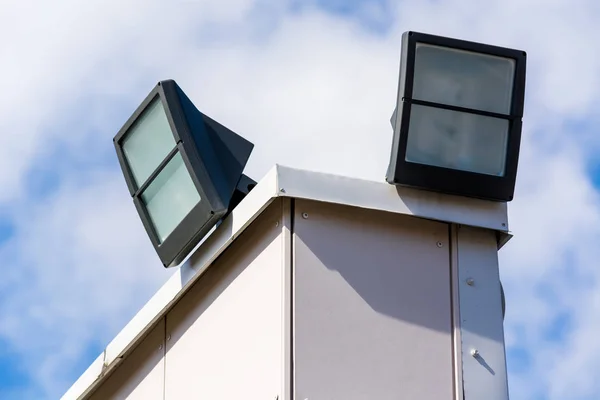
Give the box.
[114,81,225,268]
[386,31,527,202]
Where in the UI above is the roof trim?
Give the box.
[275,166,509,233]
[62,165,511,400]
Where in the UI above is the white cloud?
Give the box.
[1,0,600,399]
[0,172,171,397]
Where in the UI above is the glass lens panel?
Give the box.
[141,152,201,243]
[405,104,509,176]
[413,43,515,114]
[122,98,176,187]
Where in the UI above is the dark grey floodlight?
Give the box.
[114,80,254,268]
[386,31,527,202]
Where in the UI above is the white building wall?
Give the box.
[292,199,454,400]
[65,167,511,400]
[86,201,286,400]
[81,197,505,400]
[163,201,285,400]
[456,226,509,400]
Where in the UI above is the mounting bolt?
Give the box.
[466,278,475,286]
[302,212,309,219]
[436,241,443,248]
[471,349,479,357]
[279,188,286,193]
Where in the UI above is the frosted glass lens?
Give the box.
[141,152,201,243]
[413,43,515,114]
[123,98,176,187]
[405,105,509,176]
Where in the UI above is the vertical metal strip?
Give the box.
[450,224,464,400]
[290,198,296,400]
[281,198,294,400]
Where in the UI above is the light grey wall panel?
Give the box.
[293,200,453,400]
[164,201,285,400]
[456,225,508,400]
[88,318,165,400]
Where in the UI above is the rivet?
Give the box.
[302,212,309,219]
[436,241,443,248]
[471,349,479,357]
[466,278,475,286]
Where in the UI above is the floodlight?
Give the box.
[114,80,254,268]
[386,31,526,201]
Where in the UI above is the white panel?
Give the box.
[164,202,284,400]
[293,200,453,400]
[456,226,508,400]
[88,319,165,400]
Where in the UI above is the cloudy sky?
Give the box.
[1,0,600,399]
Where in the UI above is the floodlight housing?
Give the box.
[386,31,526,202]
[114,80,254,268]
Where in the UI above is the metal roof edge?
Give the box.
[275,165,509,233]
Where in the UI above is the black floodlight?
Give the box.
[386,31,526,202]
[114,80,254,268]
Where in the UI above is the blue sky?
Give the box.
[2,0,600,399]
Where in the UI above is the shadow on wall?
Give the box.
[293,200,453,335]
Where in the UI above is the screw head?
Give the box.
[159,344,163,350]
[279,188,286,193]
[466,278,475,286]
[436,241,443,248]
[471,349,479,357]
[302,212,309,219]
[167,334,171,341]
